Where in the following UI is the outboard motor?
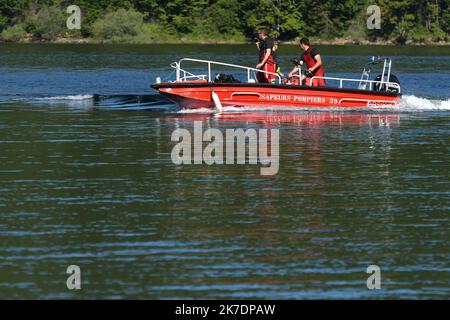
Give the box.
[373,74,400,93]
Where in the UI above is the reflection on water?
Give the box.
[174,111,401,127]
[0,102,448,299]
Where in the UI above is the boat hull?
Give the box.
[151,82,401,109]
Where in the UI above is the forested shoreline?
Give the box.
[1,0,449,45]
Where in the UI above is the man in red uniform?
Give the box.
[288,37,326,86]
[255,28,277,84]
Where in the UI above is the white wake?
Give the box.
[176,95,450,114]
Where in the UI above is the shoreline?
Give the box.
[1,36,449,46]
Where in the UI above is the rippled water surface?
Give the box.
[0,44,449,299]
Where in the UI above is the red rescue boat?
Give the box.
[151,57,401,110]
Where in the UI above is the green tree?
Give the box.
[206,0,241,35]
[0,0,448,43]
[1,23,26,41]
[92,8,144,42]
[26,5,65,40]
[0,0,28,31]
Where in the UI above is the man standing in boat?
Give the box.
[255,28,277,84]
[288,38,326,86]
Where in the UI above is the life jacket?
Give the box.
[258,38,277,83]
[302,47,326,86]
[302,47,324,76]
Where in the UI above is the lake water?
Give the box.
[0,44,449,299]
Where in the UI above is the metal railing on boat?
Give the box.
[309,76,401,93]
[168,57,401,94]
[171,58,283,84]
